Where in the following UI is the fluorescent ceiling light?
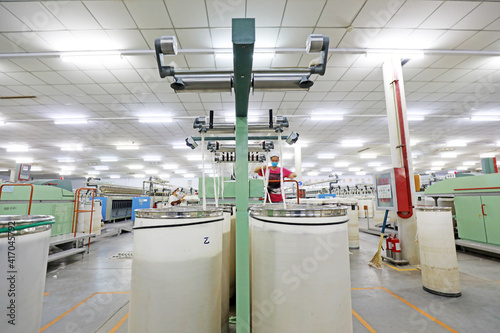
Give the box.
[440,152,457,158]
[59,171,72,175]
[174,170,186,174]
[60,166,75,171]
[128,165,143,170]
[159,174,170,179]
[448,171,456,174]
[187,155,202,161]
[215,53,233,60]
[457,166,468,171]
[376,167,389,172]
[470,116,500,121]
[143,157,162,162]
[30,166,42,171]
[58,158,75,163]
[307,171,319,176]
[463,161,476,166]
[100,157,118,162]
[87,171,100,175]
[60,52,122,64]
[432,161,446,166]
[138,117,172,123]
[497,141,500,147]
[173,145,187,149]
[145,169,158,175]
[368,162,382,167]
[109,175,120,179]
[54,118,88,125]
[254,52,275,60]
[282,155,293,160]
[116,145,139,150]
[341,140,363,147]
[6,145,29,152]
[163,164,178,170]
[61,145,83,151]
[183,173,195,178]
[410,140,420,146]
[95,166,109,171]
[356,171,367,176]
[310,114,343,121]
[320,168,333,172]
[407,116,425,121]
[15,158,33,163]
[348,167,361,172]
[0,121,6,126]
[133,174,145,178]
[302,163,316,168]
[335,162,349,167]
[480,153,496,158]
[360,154,377,159]
[318,154,335,159]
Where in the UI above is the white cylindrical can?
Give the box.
[221,208,231,333]
[0,215,54,333]
[249,204,353,333]
[340,200,359,249]
[128,207,224,333]
[416,207,461,297]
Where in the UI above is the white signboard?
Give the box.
[377,184,392,199]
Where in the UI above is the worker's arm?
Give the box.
[288,172,297,179]
[254,165,266,173]
[170,200,182,206]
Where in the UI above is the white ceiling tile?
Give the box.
[485,17,500,30]
[167,0,208,28]
[368,28,413,49]
[56,71,94,84]
[140,29,177,49]
[0,60,23,72]
[332,81,359,92]
[419,2,479,29]
[32,72,70,85]
[282,0,326,27]
[386,1,441,29]
[29,85,63,96]
[9,58,51,72]
[39,58,78,71]
[184,55,215,68]
[53,84,86,95]
[105,30,149,50]
[2,2,65,31]
[309,80,335,92]
[317,0,365,27]
[429,56,469,69]
[78,84,109,95]
[210,28,232,48]
[176,29,212,49]
[312,28,346,48]
[270,54,301,68]
[6,72,46,85]
[352,0,404,28]
[2,32,52,52]
[340,67,372,81]
[45,1,100,30]
[109,69,143,83]
[100,83,129,95]
[453,2,500,30]
[338,28,381,48]
[0,4,30,31]
[276,28,314,48]
[401,29,445,50]
[206,0,245,28]
[125,0,172,29]
[83,1,137,29]
[434,69,471,82]
[0,73,21,86]
[457,31,500,51]
[83,70,119,83]
[409,69,447,81]
[247,0,286,27]
[324,92,348,101]
[255,28,280,48]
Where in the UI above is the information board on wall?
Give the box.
[16,164,31,181]
[375,169,397,211]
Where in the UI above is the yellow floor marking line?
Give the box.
[352,309,377,333]
[381,287,458,333]
[109,312,129,333]
[382,262,419,271]
[44,292,50,296]
[40,292,130,332]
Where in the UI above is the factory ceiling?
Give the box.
[0,0,499,180]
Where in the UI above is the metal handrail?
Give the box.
[0,183,34,214]
[268,179,300,204]
[72,188,97,250]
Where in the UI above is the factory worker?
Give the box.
[254,152,296,203]
[168,188,186,206]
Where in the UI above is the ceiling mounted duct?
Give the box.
[252,74,313,92]
[170,74,233,93]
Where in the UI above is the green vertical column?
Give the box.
[232,18,254,333]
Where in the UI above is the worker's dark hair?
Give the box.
[173,188,180,193]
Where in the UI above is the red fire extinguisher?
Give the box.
[386,234,393,258]
[392,234,401,261]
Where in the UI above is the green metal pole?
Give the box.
[232,18,254,333]
[192,136,288,141]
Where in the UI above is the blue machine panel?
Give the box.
[95,196,107,220]
[132,197,151,221]
[318,194,336,198]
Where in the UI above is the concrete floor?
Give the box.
[40,218,500,333]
